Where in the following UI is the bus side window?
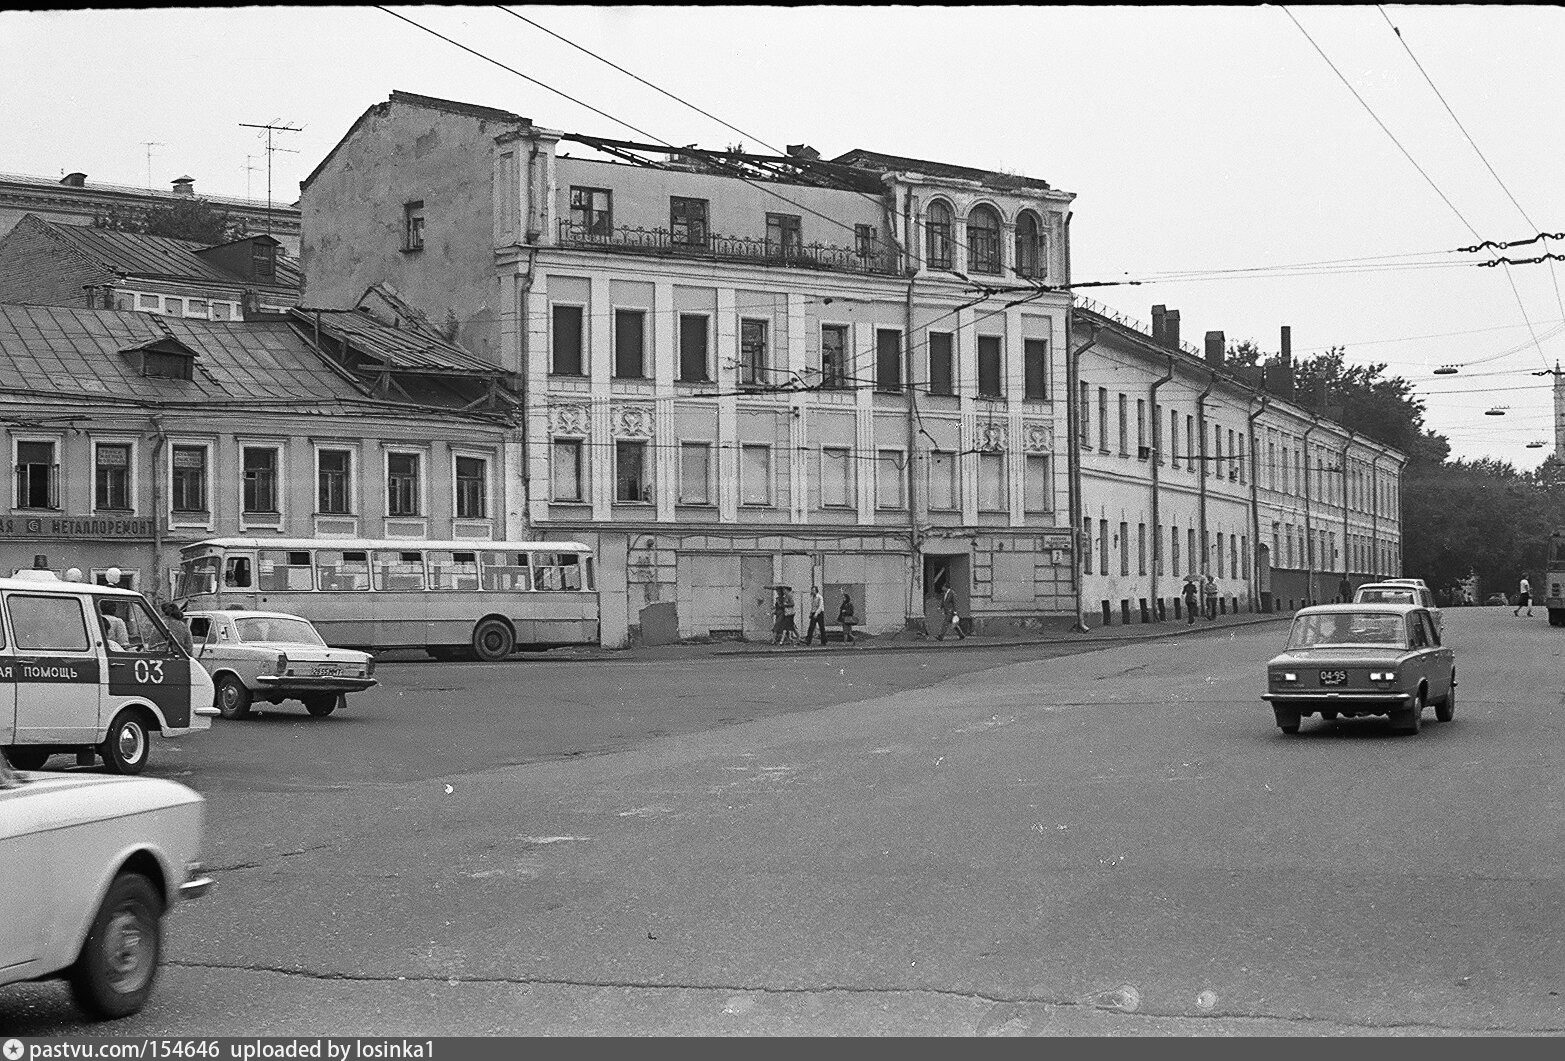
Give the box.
[225,557,252,588]
[480,552,531,591]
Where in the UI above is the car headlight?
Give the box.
[1369,671,1397,682]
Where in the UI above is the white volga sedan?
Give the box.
[185,610,377,719]
[0,748,212,1018]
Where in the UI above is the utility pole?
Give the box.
[238,120,302,236]
[140,142,165,192]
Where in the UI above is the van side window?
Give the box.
[6,594,90,652]
[225,557,252,588]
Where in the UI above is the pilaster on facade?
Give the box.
[715,287,739,523]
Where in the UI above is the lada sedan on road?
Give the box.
[185,609,376,719]
[1,747,213,1019]
[1353,581,1443,637]
[1262,603,1455,736]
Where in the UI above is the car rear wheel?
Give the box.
[215,674,252,719]
[1273,706,1301,735]
[4,746,50,770]
[100,711,150,775]
[303,693,343,717]
[472,618,515,662]
[1435,678,1456,723]
[69,871,163,1019]
[1394,691,1424,735]
[1320,710,1339,722]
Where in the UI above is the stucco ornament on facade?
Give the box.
[611,403,655,439]
[1024,422,1054,453]
[977,422,1008,452]
[547,403,591,437]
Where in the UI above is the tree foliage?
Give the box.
[1292,346,1449,472]
[93,198,241,244]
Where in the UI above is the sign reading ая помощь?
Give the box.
[0,515,157,539]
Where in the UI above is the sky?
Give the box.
[4,5,1564,470]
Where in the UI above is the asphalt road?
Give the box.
[4,607,1562,1036]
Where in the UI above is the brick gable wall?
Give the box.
[0,215,109,307]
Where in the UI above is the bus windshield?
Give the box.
[175,556,219,597]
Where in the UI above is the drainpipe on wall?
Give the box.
[1195,372,1215,578]
[895,184,920,620]
[1341,432,1356,591]
[1148,355,1174,614]
[1066,309,1096,631]
[1369,452,1384,578]
[150,413,168,597]
[1247,394,1269,611]
[1302,418,1319,605]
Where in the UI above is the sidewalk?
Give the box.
[555,607,1293,663]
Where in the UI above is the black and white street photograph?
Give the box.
[2,4,1564,1038]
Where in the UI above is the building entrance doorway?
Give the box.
[922,554,969,633]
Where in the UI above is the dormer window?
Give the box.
[251,242,276,281]
[122,338,198,381]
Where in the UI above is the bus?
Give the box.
[1546,528,1565,626]
[173,538,598,660]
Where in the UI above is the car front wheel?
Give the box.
[303,693,343,717]
[100,711,150,775]
[215,674,252,719]
[69,871,163,1019]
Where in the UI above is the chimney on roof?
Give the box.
[60,172,87,187]
[1165,309,1180,350]
[1205,330,1225,367]
[1151,305,1166,345]
[786,144,821,160]
[172,175,195,197]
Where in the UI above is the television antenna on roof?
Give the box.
[140,142,165,192]
[238,120,302,237]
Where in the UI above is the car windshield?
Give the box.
[1287,611,1407,649]
[233,616,326,646]
[1355,588,1415,605]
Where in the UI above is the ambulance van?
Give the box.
[0,569,214,774]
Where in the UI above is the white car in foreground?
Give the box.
[0,749,212,1018]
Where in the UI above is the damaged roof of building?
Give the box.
[11,215,301,290]
[296,306,504,375]
[831,149,1057,193]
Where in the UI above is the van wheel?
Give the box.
[472,619,515,662]
[215,675,252,719]
[5,747,50,770]
[303,693,342,717]
[68,871,163,1019]
[101,711,151,775]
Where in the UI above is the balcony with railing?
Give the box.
[555,220,900,275]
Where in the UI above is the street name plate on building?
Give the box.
[0,515,157,539]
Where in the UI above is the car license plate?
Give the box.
[315,664,342,677]
[1319,670,1348,686]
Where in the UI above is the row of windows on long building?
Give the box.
[13,440,491,521]
[1083,521,1398,582]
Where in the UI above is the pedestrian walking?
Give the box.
[805,585,828,645]
[1202,573,1219,621]
[837,592,857,643]
[772,588,788,644]
[1182,575,1199,624]
[781,587,798,643]
[1516,576,1533,617]
[937,583,967,640]
[160,600,194,654]
[1338,576,1352,604]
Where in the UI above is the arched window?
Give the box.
[1015,211,1044,278]
[967,205,1001,275]
[925,200,953,270]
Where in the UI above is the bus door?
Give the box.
[97,594,194,729]
[0,605,16,745]
[3,591,101,744]
[221,551,259,602]
[370,548,430,648]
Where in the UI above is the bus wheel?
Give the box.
[101,711,151,775]
[472,619,515,662]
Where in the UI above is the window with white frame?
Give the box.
[94,442,132,511]
[821,447,853,507]
[170,444,208,515]
[317,449,353,514]
[925,200,953,269]
[570,186,612,237]
[15,439,59,510]
[615,440,650,503]
[967,205,1002,274]
[740,444,771,506]
[821,324,848,390]
[928,450,957,510]
[979,452,1005,511]
[552,439,584,502]
[242,446,280,515]
[740,319,768,387]
[679,442,711,504]
[1023,454,1051,512]
[551,304,585,376]
[876,450,905,509]
[454,455,488,519]
[386,452,422,517]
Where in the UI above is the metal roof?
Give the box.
[0,303,366,405]
[299,308,501,374]
[37,221,300,291]
[0,170,300,214]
